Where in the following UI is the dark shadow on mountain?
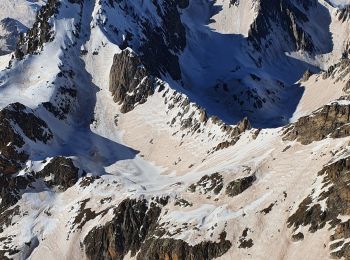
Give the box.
[169,0,333,128]
[59,0,332,129]
[29,1,139,176]
[0,18,28,55]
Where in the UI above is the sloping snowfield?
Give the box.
[0,0,349,259]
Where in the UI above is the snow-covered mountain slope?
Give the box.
[0,0,46,55]
[0,0,350,259]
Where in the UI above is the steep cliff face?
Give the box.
[15,0,60,59]
[0,103,53,175]
[109,50,156,113]
[138,0,187,80]
[0,174,33,211]
[84,198,167,260]
[337,5,350,22]
[95,0,187,81]
[248,0,316,54]
[36,157,81,191]
[138,232,231,260]
[84,197,231,260]
[103,0,343,128]
[245,0,335,73]
[283,100,350,145]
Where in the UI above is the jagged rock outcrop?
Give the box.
[229,0,239,7]
[2,103,53,143]
[301,69,314,82]
[84,198,168,260]
[0,174,33,211]
[238,228,254,249]
[323,58,350,81]
[188,172,224,195]
[14,0,60,59]
[234,117,252,135]
[291,232,304,241]
[84,197,231,260]
[156,87,252,153]
[139,0,186,80]
[0,103,53,174]
[283,101,350,145]
[214,117,252,151]
[109,50,157,113]
[287,153,350,259]
[226,175,256,197]
[1,156,79,214]
[0,205,20,234]
[36,157,80,191]
[138,231,232,260]
[248,0,318,65]
[337,6,350,23]
[99,0,186,81]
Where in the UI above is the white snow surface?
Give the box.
[0,0,349,259]
[328,0,350,7]
[0,0,46,28]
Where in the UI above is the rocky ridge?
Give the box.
[288,150,350,259]
[283,99,350,145]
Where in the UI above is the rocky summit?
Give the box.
[0,0,349,259]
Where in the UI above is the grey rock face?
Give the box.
[109,49,156,113]
[84,198,167,260]
[101,0,187,81]
[0,103,53,175]
[84,197,231,260]
[15,0,60,59]
[248,0,319,62]
[36,157,80,191]
[337,6,350,22]
[283,101,350,145]
[226,175,256,197]
[139,0,186,80]
[0,174,33,211]
[138,231,231,260]
[214,117,252,151]
[188,172,224,195]
[323,59,350,80]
